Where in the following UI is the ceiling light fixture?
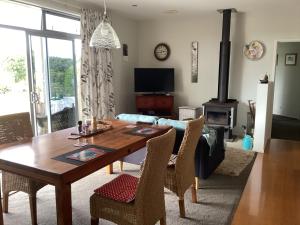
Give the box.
[90,0,121,49]
[164,9,178,14]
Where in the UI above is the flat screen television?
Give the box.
[134,68,174,93]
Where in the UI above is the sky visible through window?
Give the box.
[46,13,80,35]
[0,1,81,116]
[0,1,81,59]
[0,0,42,29]
[0,28,29,115]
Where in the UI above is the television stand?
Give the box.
[136,94,174,119]
[141,93,171,96]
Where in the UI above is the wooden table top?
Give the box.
[231,139,300,225]
[0,120,170,185]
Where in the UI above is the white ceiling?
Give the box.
[60,0,299,20]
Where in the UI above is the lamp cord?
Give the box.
[103,0,107,15]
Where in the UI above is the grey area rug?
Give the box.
[215,147,256,176]
[2,160,254,225]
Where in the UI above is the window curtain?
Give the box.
[80,9,115,120]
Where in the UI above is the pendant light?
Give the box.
[89,0,121,49]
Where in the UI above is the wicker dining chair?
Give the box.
[90,128,176,225]
[164,116,205,218]
[0,112,46,225]
[0,184,3,225]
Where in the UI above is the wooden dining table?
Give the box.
[0,119,170,225]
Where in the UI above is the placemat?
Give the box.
[52,145,115,166]
[124,127,160,137]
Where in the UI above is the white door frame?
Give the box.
[269,39,300,136]
[271,39,300,82]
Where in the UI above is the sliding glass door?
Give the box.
[0,1,81,135]
[29,35,78,135]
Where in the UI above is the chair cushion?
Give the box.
[156,118,187,130]
[94,174,139,203]
[115,114,159,124]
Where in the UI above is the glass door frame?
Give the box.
[26,31,79,135]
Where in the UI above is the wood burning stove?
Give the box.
[203,99,238,139]
[203,9,238,140]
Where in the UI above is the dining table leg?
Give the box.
[55,182,72,225]
[106,164,113,174]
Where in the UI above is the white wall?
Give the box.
[273,42,300,119]
[137,10,300,135]
[253,82,274,153]
[111,13,138,115]
[137,14,221,112]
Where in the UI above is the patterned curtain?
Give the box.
[80,9,115,120]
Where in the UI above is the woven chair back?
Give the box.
[51,107,75,132]
[175,116,205,195]
[0,112,33,145]
[135,128,176,224]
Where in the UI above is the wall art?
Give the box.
[191,41,198,83]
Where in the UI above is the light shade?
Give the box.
[89,16,121,49]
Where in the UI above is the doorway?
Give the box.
[29,35,78,135]
[272,41,300,141]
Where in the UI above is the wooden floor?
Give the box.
[231,139,300,225]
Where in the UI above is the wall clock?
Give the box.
[243,40,265,60]
[154,43,170,61]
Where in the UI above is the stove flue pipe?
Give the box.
[217,8,237,103]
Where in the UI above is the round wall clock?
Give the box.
[154,43,170,61]
[243,40,265,60]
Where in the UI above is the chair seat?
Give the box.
[2,171,46,194]
[94,174,139,203]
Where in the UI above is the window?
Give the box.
[0,1,81,135]
[0,1,80,35]
[0,0,42,30]
[45,12,80,35]
[0,28,30,116]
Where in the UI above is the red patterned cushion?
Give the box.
[94,174,139,203]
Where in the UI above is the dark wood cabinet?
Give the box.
[136,95,174,118]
